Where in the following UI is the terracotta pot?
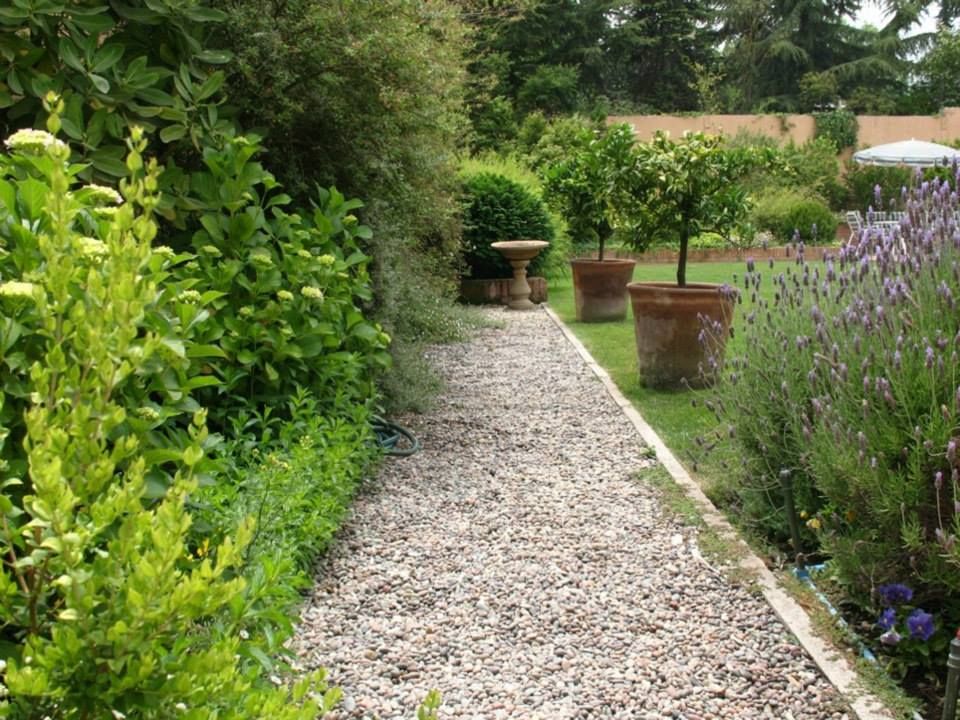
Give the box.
[627,282,736,388]
[570,258,636,322]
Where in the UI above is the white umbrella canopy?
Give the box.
[853,139,960,167]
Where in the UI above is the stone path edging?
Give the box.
[543,305,894,720]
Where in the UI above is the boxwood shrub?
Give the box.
[460,171,554,278]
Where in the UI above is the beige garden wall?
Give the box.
[610,108,960,148]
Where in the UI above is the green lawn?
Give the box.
[546,260,765,490]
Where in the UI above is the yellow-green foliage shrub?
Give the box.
[0,100,337,719]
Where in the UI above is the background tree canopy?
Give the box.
[462,0,959,150]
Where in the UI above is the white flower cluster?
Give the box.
[4,128,68,156]
[0,281,38,299]
[136,406,161,422]
[82,183,123,206]
[277,290,294,301]
[249,252,273,269]
[318,254,335,266]
[180,290,201,304]
[300,286,324,300]
[79,236,108,258]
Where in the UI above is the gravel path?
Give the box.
[295,308,849,720]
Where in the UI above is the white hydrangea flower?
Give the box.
[300,286,323,300]
[249,252,273,268]
[82,183,123,206]
[4,128,68,156]
[136,407,161,422]
[79,236,108,258]
[0,281,38,299]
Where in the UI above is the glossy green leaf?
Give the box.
[195,71,224,101]
[17,178,48,222]
[88,73,110,94]
[91,44,124,74]
[159,123,187,144]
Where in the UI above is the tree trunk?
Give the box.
[676,228,689,287]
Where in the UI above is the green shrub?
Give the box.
[197,391,377,572]
[460,171,555,278]
[208,0,470,364]
[469,96,519,153]
[0,0,232,183]
[460,154,571,275]
[813,109,858,151]
[844,162,913,212]
[514,111,549,156]
[750,187,837,243]
[524,114,597,174]
[161,136,390,431]
[783,139,846,210]
[516,65,580,116]
[0,108,336,719]
[735,136,845,210]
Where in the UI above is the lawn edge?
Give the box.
[543,304,895,720]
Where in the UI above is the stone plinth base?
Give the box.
[460,277,548,305]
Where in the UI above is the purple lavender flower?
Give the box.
[935,471,944,490]
[906,609,935,641]
[878,583,913,606]
[877,607,896,631]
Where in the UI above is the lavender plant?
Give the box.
[699,169,960,674]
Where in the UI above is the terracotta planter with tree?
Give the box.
[625,131,767,387]
[544,124,637,322]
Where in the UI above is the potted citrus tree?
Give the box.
[626,131,763,387]
[543,124,638,322]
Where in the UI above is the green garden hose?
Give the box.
[371,415,421,456]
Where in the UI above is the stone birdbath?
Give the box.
[490,240,550,310]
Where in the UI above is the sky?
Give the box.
[853,2,940,33]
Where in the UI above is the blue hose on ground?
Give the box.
[793,564,925,720]
[371,415,421,456]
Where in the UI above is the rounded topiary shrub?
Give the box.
[751,187,838,244]
[460,171,555,278]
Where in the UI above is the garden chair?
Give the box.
[845,210,863,234]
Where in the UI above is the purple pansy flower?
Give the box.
[906,609,935,641]
[877,607,896,631]
[878,583,913,606]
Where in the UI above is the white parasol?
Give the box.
[852,139,960,167]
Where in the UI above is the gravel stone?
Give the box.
[294,307,850,720]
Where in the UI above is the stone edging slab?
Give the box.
[543,304,894,720]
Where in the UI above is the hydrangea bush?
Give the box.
[699,169,960,678]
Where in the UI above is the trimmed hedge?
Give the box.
[460,171,555,278]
